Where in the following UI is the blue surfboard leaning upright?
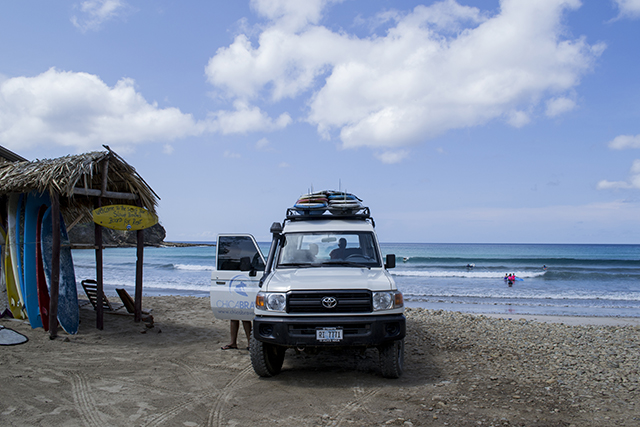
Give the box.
[22,191,51,329]
[40,207,79,335]
[15,194,26,309]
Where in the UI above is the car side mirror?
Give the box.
[385,254,396,269]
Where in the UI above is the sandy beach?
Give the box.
[1,295,638,426]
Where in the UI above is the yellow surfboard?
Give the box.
[1,227,25,319]
[92,205,158,231]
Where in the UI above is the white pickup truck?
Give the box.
[210,194,405,378]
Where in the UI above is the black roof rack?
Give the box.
[285,206,372,222]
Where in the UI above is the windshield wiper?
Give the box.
[278,262,316,268]
[322,260,372,269]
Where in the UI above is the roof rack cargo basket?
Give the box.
[286,206,371,221]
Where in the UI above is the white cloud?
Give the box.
[71,0,130,32]
[612,0,640,19]
[0,68,293,153]
[598,135,640,190]
[608,134,640,150]
[597,159,640,190]
[545,96,576,117]
[205,0,604,154]
[0,68,201,152]
[249,0,344,31]
[374,150,409,164]
[223,150,241,158]
[162,144,174,155]
[205,101,292,134]
[256,137,272,150]
[506,110,531,128]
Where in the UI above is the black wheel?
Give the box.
[250,335,286,377]
[379,339,404,379]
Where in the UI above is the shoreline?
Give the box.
[5,284,637,330]
[125,290,640,326]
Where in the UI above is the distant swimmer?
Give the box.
[507,273,515,287]
[466,263,475,269]
[542,265,547,270]
[403,257,409,262]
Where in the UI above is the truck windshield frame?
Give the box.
[276,231,382,268]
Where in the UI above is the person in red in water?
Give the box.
[507,273,515,287]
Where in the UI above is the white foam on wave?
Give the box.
[392,270,545,279]
[173,264,215,271]
[400,286,640,302]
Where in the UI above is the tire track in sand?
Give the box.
[141,361,249,427]
[70,373,109,426]
[140,391,217,427]
[207,365,255,427]
[329,386,382,427]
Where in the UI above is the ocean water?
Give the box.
[71,243,640,318]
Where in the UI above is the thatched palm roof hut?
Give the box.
[0,148,159,223]
[0,146,160,335]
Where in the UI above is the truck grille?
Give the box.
[287,290,372,314]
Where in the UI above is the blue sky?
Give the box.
[2,0,640,244]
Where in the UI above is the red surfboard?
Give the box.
[36,205,50,331]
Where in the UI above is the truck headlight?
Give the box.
[256,292,287,312]
[373,291,403,311]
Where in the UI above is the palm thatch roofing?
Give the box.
[0,146,159,224]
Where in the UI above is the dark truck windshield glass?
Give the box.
[277,231,381,268]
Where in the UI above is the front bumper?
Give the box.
[253,313,406,348]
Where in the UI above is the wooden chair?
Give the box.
[81,279,124,312]
[116,288,151,315]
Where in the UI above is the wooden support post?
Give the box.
[135,228,143,322]
[94,157,109,330]
[49,192,60,339]
[94,199,104,330]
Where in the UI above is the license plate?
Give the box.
[316,327,343,342]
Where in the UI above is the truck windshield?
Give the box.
[277,231,381,268]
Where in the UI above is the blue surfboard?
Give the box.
[22,192,51,329]
[15,194,26,311]
[41,207,79,335]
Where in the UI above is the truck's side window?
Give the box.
[217,236,265,271]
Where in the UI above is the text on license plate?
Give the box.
[316,327,343,342]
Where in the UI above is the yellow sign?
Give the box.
[92,205,158,231]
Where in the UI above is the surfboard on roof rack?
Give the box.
[292,190,366,216]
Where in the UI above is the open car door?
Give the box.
[210,234,265,321]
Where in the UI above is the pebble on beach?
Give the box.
[405,308,639,425]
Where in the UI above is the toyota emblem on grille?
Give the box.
[321,296,338,309]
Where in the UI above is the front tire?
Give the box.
[250,335,286,377]
[379,339,404,379]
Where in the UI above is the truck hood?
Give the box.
[263,267,395,292]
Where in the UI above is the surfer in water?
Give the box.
[507,273,515,287]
